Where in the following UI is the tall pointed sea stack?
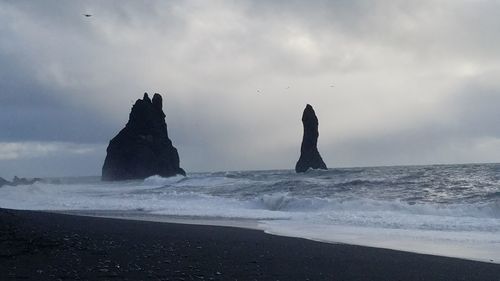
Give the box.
[102,93,185,181]
[295,104,327,173]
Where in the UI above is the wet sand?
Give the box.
[1,208,499,280]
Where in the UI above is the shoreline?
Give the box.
[55,209,500,265]
[54,210,263,230]
[1,208,499,280]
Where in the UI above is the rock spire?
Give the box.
[295,104,327,173]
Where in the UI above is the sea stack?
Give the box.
[295,104,327,173]
[102,93,185,181]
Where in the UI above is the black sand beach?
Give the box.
[1,208,499,281]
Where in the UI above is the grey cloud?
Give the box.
[321,71,500,168]
[0,50,113,142]
[1,0,500,177]
[0,142,105,178]
[449,74,500,138]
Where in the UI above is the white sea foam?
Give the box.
[142,175,185,186]
[0,165,499,263]
[261,221,500,264]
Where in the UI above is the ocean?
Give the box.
[1,163,499,263]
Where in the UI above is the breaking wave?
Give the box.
[1,164,499,262]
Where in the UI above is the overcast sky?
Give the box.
[1,0,500,178]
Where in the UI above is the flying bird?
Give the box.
[83,14,92,17]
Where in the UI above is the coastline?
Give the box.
[55,209,500,265]
[54,209,263,230]
[1,208,499,280]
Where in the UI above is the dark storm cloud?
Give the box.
[1,0,500,177]
[0,50,113,142]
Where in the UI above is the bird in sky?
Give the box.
[83,14,92,17]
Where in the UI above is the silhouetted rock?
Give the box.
[295,104,327,173]
[102,93,186,181]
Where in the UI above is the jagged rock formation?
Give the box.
[295,104,327,173]
[102,93,185,181]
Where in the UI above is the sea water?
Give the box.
[1,163,499,263]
